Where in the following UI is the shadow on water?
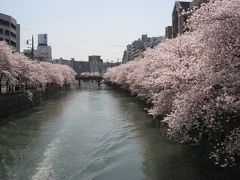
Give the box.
[0,90,76,179]
[106,85,240,180]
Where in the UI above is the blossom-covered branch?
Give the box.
[104,0,240,167]
[0,42,76,97]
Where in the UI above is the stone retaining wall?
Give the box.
[0,84,68,119]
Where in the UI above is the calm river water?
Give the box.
[0,83,239,180]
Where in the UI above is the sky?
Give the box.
[0,0,191,62]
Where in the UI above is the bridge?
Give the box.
[75,73,104,86]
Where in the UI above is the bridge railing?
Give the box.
[75,72,103,80]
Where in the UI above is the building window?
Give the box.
[11,41,16,47]
[10,32,16,38]
[0,28,3,34]
[0,19,9,26]
[5,30,9,36]
[11,23,16,30]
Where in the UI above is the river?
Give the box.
[0,83,239,180]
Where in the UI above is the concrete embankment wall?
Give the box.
[0,84,66,119]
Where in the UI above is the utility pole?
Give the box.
[31,35,34,60]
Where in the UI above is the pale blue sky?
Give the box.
[0,0,191,62]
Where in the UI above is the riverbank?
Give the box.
[0,84,70,120]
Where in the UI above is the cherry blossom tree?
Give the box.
[0,42,19,92]
[104,0,240,167]
[0,41,76,97]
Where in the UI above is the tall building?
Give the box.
[89,55,103,73]
[23,34,52,61]
[77,61,90,73]
[165,26,173,39]
[122,34,163,63]
[0,13,20,52]
[35,34,52,62]
[122,44,134,64]
[131,39,146,59]
[172,1,190,38]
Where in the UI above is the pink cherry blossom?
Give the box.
[0,41,76,96]
[104,0,240,167]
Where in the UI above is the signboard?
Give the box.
[38,34,48,45]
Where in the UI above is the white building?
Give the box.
[0,13,20,52]
[35,34,52,62]
[23,34,52,62]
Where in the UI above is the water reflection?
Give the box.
[107,86,240,180]
[0,83,239,180]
